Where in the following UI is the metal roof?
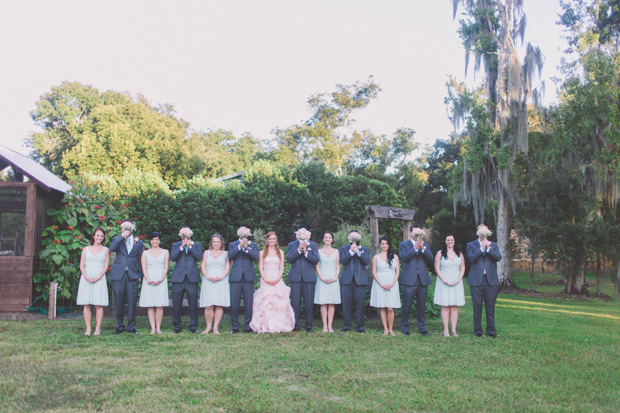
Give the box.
[0,145,71,193]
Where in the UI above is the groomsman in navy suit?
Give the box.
[466,224,502,338]
[399,225,433,336]
[339,230,370,333]
[109,220,143,335]
[228,226,259,333]
[286,227,319,332]
[170,226,203,333]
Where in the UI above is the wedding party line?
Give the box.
[77,220,501,338]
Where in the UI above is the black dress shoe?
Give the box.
[488,333,497,338]
[402,331,410,336]
[356,329,365,333]
[127,330,139,335]
[475,332,483,337]
[189,329,198,334]
[230,329,240,334]
[244,329,255,333]
[420,331,430,336]
[172,329,182,334]
[113,328,125,335]
[341,328,351,332]
[305,328,313,333]
[292,327,300,332]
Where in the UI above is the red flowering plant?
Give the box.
[34,178,129,299]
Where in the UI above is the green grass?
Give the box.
[1,273,619,411]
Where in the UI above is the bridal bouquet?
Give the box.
[476,228,493,239]
[121,222,136,232]
[237,226,252,238]
[412,228,426,240]
[296,228,312,247]
[348,232,362,244]
[179,227,194,239]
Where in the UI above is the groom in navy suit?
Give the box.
[339,230,370,333]
[228,226,260,333]
[466,224,502,338]
[109,220,143,334]
[170,226,203,333]
[286,227,319,332]
[399,224,433,336]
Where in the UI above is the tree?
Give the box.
[271,77,381,175]
[449,0,544,289]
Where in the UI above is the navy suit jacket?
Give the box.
[170,241,203,283]
[399,239,433,286]
[109,235,143,281]
[339,244,370,286]
[228,240,260,282]
[286,240,319,282]
[466,239,502,286]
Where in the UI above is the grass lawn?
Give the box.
[1,272,619,411]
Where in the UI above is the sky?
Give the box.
[0,0,565,156]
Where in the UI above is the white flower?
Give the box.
[179,227,193,239]
[121,222,136,232]
[412,229,426,240]
[348,232,361,243]
[477,229,493,238]
[237,226,252,238]
[295,228,311,241]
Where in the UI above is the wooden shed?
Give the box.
[0,145,70,312]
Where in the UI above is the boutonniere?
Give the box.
[307,247,312,251]
[133,236,139,243]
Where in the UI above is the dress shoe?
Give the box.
[420,331,430,336]
[475,332,483,337]
[113,328,125,335]
[402,331,410,336]
[127,330,139,335]
[356,329,365,333]
[292,327,300,332]
[305,327,313,333]
[488,333,497,338]
[230,329,240,334]
[244,329,255,333]
[172,329,182,334]
[189,329,198,334]
[341,328,351,332]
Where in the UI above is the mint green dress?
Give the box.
[76,247,109,306]
[314,250,341,304]
[369,257,401,308]
[139,250,169,307]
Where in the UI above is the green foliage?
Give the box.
[82,169,171,198]
[34,179,130,299]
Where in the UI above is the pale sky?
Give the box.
[0,0,564,156]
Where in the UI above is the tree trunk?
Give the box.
[615,250,620,301]
[529,252,535,292]
[497,189,515,290]
[569,253,587,294]
[596,248,601,296]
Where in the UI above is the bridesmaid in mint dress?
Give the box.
[139,232,170,334]
[200,234,231,334]
[370,235,401,335]
[433,233,466,337]
[76,227,110,336]
[314,231,341,333]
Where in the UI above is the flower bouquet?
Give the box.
[476,228,493,239]
[348,232,362,245]
[121,221,136,232]
[178,227,194,239]
[237,226,252,239]
[412,228,426,240]
[296,228,312,248]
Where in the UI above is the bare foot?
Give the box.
[328,327,334,333]
[84,330,91,336]
[452,331,459,337]
[389,331,395,336]
[93,329,101,336]
[443,331,450,337]
[149,330,156,335]
[213,330,220,335]
[156,330,162,334]
[201,329,211,334]
[323,327,328,332]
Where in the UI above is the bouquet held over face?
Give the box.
[296,228,312,247]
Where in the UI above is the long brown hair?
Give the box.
[209,233,226,251]
[262,231,281,260]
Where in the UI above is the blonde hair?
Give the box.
[262,231,281,260]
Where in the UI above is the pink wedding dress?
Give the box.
[249,255,295,333]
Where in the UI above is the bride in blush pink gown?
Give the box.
[249,231,295,333]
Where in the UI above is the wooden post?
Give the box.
[369,211,378,258]
[402,221,411,242]
[48,282,56,319]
